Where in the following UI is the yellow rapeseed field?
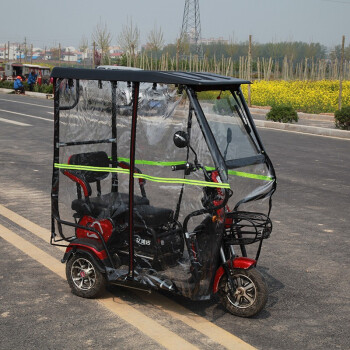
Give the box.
[241,80,350,113]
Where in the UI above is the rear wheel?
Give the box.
[66,253,106,298]
[219,267,267,317]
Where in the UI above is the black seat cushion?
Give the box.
[134,205,174,227]
[72,192,149,218]
[72,193,173,226]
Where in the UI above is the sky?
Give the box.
[0,0,349,49]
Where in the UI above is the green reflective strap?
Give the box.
[133,173,230,188]
[54,163,230,189]
[117,157,187,167]
[117,157,273,181]
[227,170,274,181]
[57,162,273,182]
[55,163,129,174]
[204,166,274,181]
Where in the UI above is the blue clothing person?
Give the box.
[27,71,37,91]
[14,77,25,94]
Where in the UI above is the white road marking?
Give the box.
[0,117,31,126]
[0,98,52,109]
[0,109,52,122]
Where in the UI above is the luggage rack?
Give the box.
[224,211,272,245]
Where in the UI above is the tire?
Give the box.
[218,267,268,317]
[66,252,106,298]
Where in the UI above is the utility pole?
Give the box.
[93,41,96,68]
[58,43,61,66]
[30,44,33,64]
[4,43,7,62]
[8,41,10,61]
[24,37,27,63]
[338,35,345,110]
[176,38,180,71]
[248,35,252,107]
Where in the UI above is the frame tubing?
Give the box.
[128,82,140,278]
[111,81,118,192]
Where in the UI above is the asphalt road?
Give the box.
[0,92,349,350]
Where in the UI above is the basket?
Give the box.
[224,211,272,245]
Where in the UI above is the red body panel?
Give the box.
[212,257,257,294]
[76,216,113,242]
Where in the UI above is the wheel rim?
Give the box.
[225,273,257,309]
[71,258,96,291]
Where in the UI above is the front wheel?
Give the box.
[66,252,106,298]
[218,267,268,317]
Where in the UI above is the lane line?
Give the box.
[0,117,31,126]
[0,224,66,279]
[136,291,256,350]
[0,204,65,252]
[0,204,256,350]
[0,109,53,122]
[0,98,52,109]
[0,223,199,350]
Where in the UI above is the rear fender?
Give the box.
[61,244,107,273]
[212,257,256,294]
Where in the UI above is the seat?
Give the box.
[72,192,149,218]
[134,205,174,227]
[62,151,149,219]
[63,152,174,226]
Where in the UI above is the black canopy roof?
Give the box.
[51,67,250,91]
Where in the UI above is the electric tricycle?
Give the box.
[50,67,276,317]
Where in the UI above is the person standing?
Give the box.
[27,70,37,91]
[14,76,25,94]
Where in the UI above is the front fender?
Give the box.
[212,257,256,294]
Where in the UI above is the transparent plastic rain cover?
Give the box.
[54,78,275,300]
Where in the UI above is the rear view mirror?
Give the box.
[173,131,189,148]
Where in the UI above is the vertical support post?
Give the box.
[30,44,33,64]
[51,78,61,240]
[111,81,118,193]
[338,35,345,110]
[128,81,140,278]
[248,34,252,107]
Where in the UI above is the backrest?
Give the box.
[68,151,110,183]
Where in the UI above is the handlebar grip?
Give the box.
[172,163,188,171]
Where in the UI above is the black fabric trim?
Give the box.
[226,154,266,169]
